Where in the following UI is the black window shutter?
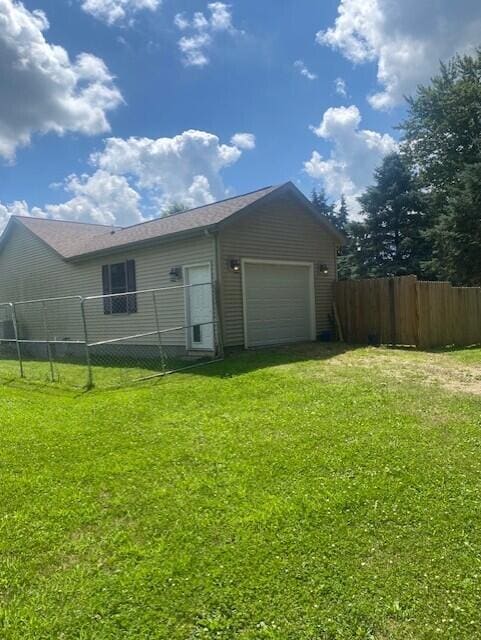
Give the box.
[102,265,112,315]
[126,259,137,313]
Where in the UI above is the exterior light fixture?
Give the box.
[229,259,241,273]
[320,263,329,275]
[169,266,182,282]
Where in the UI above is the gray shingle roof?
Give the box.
[12,184,280,259]
[12,217,120,259]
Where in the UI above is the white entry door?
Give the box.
[184,263,214,350]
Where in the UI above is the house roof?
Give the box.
[10,217,121,260]
[4,182,345,260]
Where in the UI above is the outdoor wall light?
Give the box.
[229,259,241,273]
[169,266,182,282]
[320,263,329,275]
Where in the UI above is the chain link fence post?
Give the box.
[152,291,167,374]
[80,298,94,389]
[42,300,55,382]
[212,281,224,359]
[10,302,24,378]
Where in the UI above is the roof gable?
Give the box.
[217,182,346,244]
[7,217,118,259]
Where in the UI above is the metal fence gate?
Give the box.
[0,281,223,389]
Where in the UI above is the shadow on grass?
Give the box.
[1,342,359,392]
[176,341,358,379]
[381,343,481,356]
[427,343,481,354]
[10,341,474,393]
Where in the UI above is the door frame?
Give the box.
[241,258,317,349]
[183,261,214,351]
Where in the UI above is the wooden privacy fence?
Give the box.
[335,275,481,348]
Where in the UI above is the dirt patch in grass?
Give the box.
[327,349,481,396]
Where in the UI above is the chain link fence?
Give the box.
[0,302,22,381]
[0,282,222,389]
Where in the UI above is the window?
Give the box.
[102,260,137,314]
[192,324,202,343]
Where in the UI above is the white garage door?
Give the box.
[242,261,315,347]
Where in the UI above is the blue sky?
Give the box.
[0,0,479,226]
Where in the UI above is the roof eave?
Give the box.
[0,216,17,253]
[65,225,217,262]
[0,216,70,260]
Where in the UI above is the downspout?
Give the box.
[205,228,225,357]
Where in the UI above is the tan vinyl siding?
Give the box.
[0,223,215,346]
[218,196,338,347]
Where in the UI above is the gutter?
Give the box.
[66,225,218,263]
[212,229,225,353]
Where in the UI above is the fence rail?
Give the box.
[0,281,222,389]
[335,275,481,348]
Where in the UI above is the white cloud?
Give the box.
[93,129,253,208]
[335,77,347,97]
[208,2,234,31]
[294,60,317,81]
[0,0,122,161]
[0,128,255,231]
[230,133,256,150]
[174,12,189,30]
[81,0,160,25]
[0,199,35,230]
[43,171,144,226]
[178,33,212,67]
[0,171,142,229]
[304,105,397,211]
[317,0,481,109]
[174,2,240,67]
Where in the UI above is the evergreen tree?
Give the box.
[337,194,349,231]
[335,195,353,279]
[350,153,427,278]
[311,188,334,218]
[337,220,370,279]
[311,187,347,232]
[434,163,481,285]
[163,202,188,216]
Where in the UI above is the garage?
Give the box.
[242,260,316,348]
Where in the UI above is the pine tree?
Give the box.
[163,202,188,216]
[335,195,353,279]
[311,188,334,219]
[351,153,427,278]
[311,188,347,232]
[337,194,349,231]
[337,221,368,279]
[434,163,481,285]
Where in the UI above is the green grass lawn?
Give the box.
[0,349,214,389]
[1,344,481,639]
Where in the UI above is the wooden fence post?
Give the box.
[388,278,396,346]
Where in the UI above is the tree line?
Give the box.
[311,50,481,286]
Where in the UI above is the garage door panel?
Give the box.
[243,262,314,347]
[246,309,310,323]
[247,289,310,300]
[247,274,309,291]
